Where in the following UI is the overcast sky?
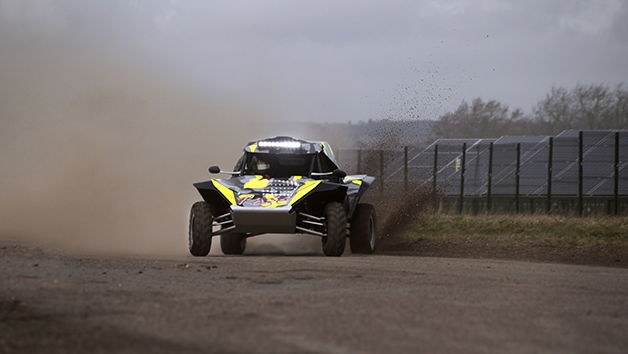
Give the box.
[2,0,627,122]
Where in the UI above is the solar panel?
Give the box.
[338,130,628,198]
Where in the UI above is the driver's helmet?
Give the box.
[251,156,271,175]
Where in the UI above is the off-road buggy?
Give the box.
[189,136,376,256]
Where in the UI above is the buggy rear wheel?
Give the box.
[349,203,377,254]
[322,202,347,257]
[220,233,247,255]
[189,201,213,256]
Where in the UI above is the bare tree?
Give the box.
[572,84,613,129]
[433,98,521,138]
[611,84,628,129]
[532,86,575,134]
[533,83,628,133]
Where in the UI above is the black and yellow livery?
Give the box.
[189,136,376,257]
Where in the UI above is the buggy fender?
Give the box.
[289,181,348,207]
[343,175,375,219]
[193,180,237,212]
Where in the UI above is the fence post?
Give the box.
[487,142,493,213]
[459,143,467,214]
[547,137,553,214]
[433,144,438,193]
[615,132,620,215]
[404,146,408,192]
[579,131,584,216]
[516,143,520,213]
[379,149,384,195]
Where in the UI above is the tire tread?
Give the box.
[189,201,213,256]
[349,203,376,254]
[322,202,347,257]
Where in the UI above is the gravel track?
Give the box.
[1,240,627,354]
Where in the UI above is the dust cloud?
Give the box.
[0,18,425,257]
[0,17,328,255]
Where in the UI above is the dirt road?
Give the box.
[2,240,627,354]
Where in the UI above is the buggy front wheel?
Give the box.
[322,202,347,257]
[189,201,213,256]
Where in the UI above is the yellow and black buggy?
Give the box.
[189,136,376,257]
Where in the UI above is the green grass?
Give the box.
[406,214,628,247]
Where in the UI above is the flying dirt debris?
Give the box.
[189,136,376,256]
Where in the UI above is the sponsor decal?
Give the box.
[238,194,288,208]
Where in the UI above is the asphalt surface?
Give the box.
[1,240,628,354]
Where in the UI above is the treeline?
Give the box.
[433,83,628,139]
[308,82,627,148]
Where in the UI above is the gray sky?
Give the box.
[2,0,628,122]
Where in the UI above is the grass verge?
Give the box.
[401,214,628,248]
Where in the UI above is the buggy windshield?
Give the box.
[241,153,315,178]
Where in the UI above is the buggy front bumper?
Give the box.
[230,205,297,234]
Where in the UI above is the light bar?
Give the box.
[258,140,301,149]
